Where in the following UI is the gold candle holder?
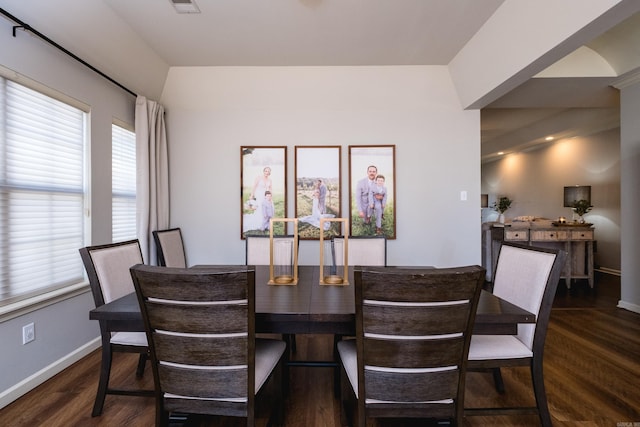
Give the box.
[319,217,348,286]
[268,218,298,285]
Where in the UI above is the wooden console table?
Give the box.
[483,222,594,289]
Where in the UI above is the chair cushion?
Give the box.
[492,245,556,349]
[255,338,287,393]
[111,331,147,346]
[468,335,533,360]
[337,339,358,397]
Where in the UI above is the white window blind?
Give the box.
[112,124,136,242]
[0,78,86,306]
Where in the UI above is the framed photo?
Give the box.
[241,146,287,238]
[295,146,342,240]
[348,145,396,239]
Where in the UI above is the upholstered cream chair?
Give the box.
[245,235,297,266]
[79,239,151,416]
[331,236,387,267]
[152,227,187,268]
[465,243,566,427]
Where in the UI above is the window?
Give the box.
[0,77,87,307]
[112,123,136,241]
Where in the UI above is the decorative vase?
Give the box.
[498,213,505,224]
[577,215,585,224]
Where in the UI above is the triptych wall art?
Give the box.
[240,145,395,240]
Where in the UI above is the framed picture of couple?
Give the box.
[348,145,396,239]
[240,146,287,239]
[294,146,342,240]
[240,144,396,240]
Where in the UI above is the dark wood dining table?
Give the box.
[90,265,535,336]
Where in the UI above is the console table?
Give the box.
[483,222,594,289]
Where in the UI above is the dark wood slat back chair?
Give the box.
[79,239,151,417]
[465,243,566,427]
[330,235,387,394]
[152,227,187,268]
[130,265,286,427]
[337,265,485,427]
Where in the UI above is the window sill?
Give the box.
[0,282,91,323]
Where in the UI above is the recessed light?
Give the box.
[545,136,554,141]
[497,151,504,155]
[169,0,200,14]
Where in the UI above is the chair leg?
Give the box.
[531,361,553,427]
[285,334,297,353]
[158,405,169,427]
[492,367,505,394]
[339,367,352,427]
[136,352,147,378]
[333,334,342,397]
[283,340,291,397]
[92,343,113,417]
[273,362,285,426]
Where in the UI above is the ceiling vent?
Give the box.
[169,0,200,14]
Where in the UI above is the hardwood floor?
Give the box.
[1,272,638,427]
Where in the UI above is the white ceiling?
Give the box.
[103,0,505,67]
[2,0,639,162]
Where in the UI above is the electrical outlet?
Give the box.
[22,322,35,344]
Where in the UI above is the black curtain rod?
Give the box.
[0,7,137,98]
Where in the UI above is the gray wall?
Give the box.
[619,80,640,311]
[160,66,483,269]
[481,127,621,271]
[0,17,135,403]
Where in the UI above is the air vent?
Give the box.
[169,0,200,14]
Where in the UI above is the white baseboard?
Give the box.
[618,300,640,314]
[0,337,101,410]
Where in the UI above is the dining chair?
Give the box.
[130,264,287,427]
[246,234,298,352]
[79,239,152,417]
[337,265,485,427]
[245,234,297,266]
[330,235,387,394]
[465,243,566,427]
[331,235,387,267]
[152,227,187,268]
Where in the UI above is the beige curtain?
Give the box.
[135,95,169,264]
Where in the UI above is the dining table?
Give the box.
[90,264,535,337]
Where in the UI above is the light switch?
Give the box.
[460,191,467,201]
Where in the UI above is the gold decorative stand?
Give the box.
[268,218,298,285]
[319,217,348,285]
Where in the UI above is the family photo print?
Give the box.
[295,146,342,240]
[348,145,396,239]
[240,146,287,238]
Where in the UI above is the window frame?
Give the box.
[0,66,91,321]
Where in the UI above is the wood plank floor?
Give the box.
[1,273,638,427]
